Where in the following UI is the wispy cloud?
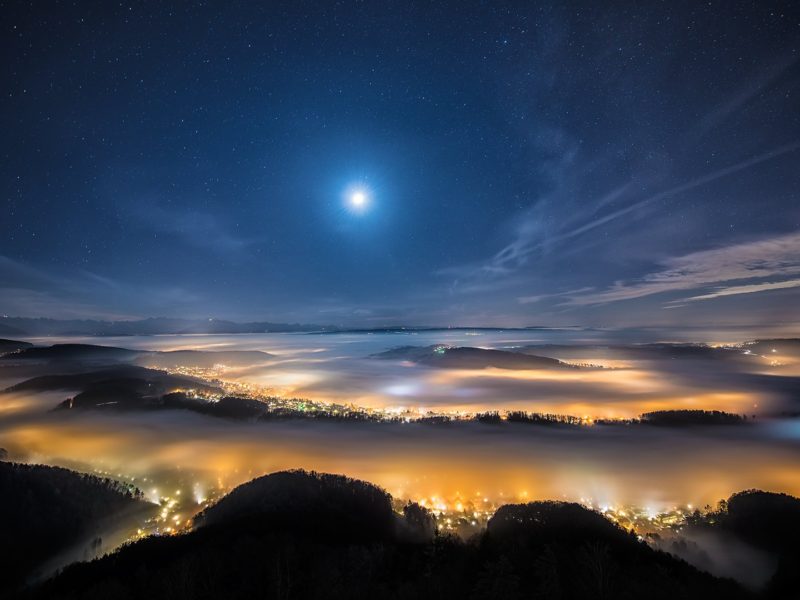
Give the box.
[566,232,800,306]
[682,279,800,302]
[0,255,202,319]
[129,201,254,253]
[444,142,800,292]
[438,44,800,305]
[693,52,799,140]
[518,287,594,305]
[548,143,800,249]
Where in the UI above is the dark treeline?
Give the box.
[506,411,585,425]
[640,410,748,426]
[0,462,146,594]
[22,470,755,600]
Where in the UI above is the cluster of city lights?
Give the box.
[160,364,626,425]
[393,492,697,537]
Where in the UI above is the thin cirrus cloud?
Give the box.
[0,255,202,319]
[439,52,799,297]
[565,231,800,306]
[448,141,800,289]
[681,279,800,302]
[129,200,254,253]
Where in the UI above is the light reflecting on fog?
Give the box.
[18,331,796,416]
[1,331,800,514]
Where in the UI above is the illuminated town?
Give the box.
[89,463,703,549]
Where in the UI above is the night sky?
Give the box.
[2,1,799,327]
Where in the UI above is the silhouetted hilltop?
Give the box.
[28,469,753,600]
[59,380,191,411]
[5,365,221,401]
[0,338,33,355]
[196,470,399,541]
[0,462,146,594]
[487,500,632,544]
[686,490,800,597]
[721,490,800,552]
[2,343,141,363]
[5,368,327,421]
[481,500,747,599]
[640,410,747,426]
[160,392,272,419]
[5,369,288,420]
[373,345,575,370]
[5,365,190,392]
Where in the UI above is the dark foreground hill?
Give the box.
[194,470,401,540]
[685,490,800,597]
[26,470,752,600]
[0,462,147,594]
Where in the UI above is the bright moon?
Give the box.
[346,188,370,213]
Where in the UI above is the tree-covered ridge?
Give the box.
[29,470,758,600]
[685,490,800,596]
[195,470,399,541]
[0,462,145,593]
[640,410,748,425]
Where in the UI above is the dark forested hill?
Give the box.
[28,470,752,600]
[686,490,800,597]
[373,345,575,370]
[1,344,141,363]
[0,462,147,593]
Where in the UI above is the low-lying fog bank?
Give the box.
[2,409,799,510]
[2,332,800,511]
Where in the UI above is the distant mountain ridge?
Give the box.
[0,316,585,337]
[0,316,331,336]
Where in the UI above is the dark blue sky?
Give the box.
[2,1,799,327]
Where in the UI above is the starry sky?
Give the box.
[2,1,799,328]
